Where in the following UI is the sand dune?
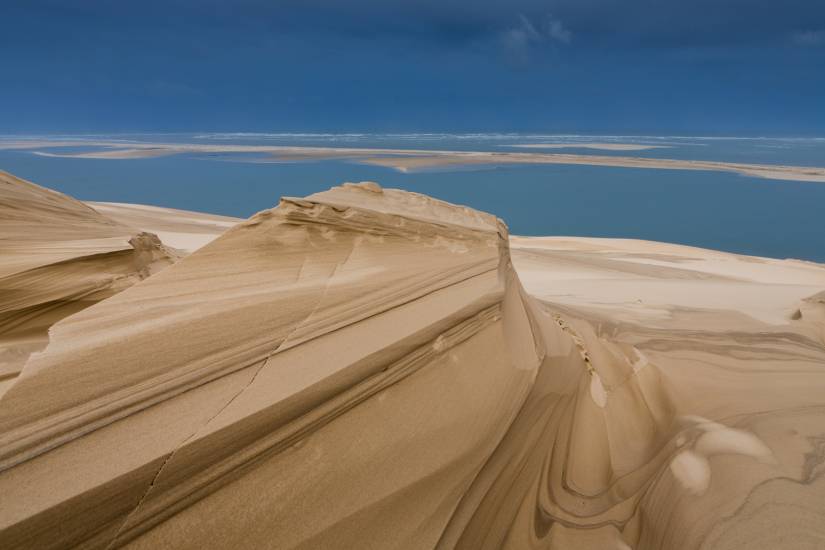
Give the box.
[504,237,825,549]
[0,180,541,549]
[0,172,234,398]
[0,176,823,549]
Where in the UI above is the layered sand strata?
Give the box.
[0,181,543,549]
[0,171,237,397]
[0,177,823,549]
[0,171,176,397]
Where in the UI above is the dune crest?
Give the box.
[0,180,543,549]
[0,180,824,549]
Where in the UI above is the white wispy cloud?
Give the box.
[500,14,572,65]
[793,29,825,46]
[544,16,572,44]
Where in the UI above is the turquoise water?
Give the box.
[1,134,824,262]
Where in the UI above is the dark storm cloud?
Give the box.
[6,0,824,48]
[212,0,825,48]
[1,0,824,134]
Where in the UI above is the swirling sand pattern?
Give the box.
[0,179,824,549]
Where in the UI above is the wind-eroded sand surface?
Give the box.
[0,171,236,397]
[4,138,825,182]
[0,173,824,549]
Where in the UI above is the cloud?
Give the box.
[544,16,572,44]
[500,13,571,64]
[793,29,825,45]
[501,15,540,56]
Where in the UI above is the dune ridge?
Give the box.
[0,178,824,549]
[0,181,543,549]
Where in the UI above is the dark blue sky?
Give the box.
[2,0,824,135]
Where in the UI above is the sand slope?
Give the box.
[0,181,544,549]
[461,237,825,549]
[0,172,236,398]
[0,179,824,549]
[0,171,184,397]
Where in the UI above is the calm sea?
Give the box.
[1,133,824,262]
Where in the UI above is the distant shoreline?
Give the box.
[3,139,825,183]
[506,142,670,151]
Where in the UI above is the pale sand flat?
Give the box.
[359,152,825,182]
[3,138,825,182]
[508,142,671,150]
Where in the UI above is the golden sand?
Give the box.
[0,173,823,549]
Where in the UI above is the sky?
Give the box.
[1,0,824,135]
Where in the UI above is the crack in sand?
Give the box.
[105,355,272,549]
[104,242,359,547]
[275,239,358,352]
